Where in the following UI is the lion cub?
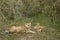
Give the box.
[5,22,35,34]
[34,23,44,32]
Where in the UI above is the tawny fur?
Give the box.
[5,22,35,33]
[34,23,44,32]
[9,26,27,33]
[24,22,31,28]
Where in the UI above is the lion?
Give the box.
[24,22,31,28]
[5,22,36,34]
[34,23,44,32]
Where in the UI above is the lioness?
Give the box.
[5,22,35,34]
[34,23,44,32]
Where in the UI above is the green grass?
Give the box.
[0,14,60,40]
[0,0,60,40]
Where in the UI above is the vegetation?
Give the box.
[0,0,60,40]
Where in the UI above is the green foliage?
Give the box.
[0,0,60,40]
[0,0,60,30]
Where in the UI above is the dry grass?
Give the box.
[0,26,60,40]
[0,0,60,40]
